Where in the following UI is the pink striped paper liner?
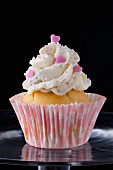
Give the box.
[9,92,106,149]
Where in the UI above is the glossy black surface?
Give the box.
[0,110,113,166]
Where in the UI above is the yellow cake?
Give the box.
[22,90,89,105]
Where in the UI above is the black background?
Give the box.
[0,1,113,169]
[1,1,113,113]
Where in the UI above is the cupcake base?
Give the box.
[22,90,90,105]
[9,92,106,149]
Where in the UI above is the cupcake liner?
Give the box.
[9,92,106,149]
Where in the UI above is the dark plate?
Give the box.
[0,110,113,166]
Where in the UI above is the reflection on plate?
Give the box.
[21,142,92,162]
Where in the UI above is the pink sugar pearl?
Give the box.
[24,69,34,79]
[73,65,83,72]
[55,55,66,63]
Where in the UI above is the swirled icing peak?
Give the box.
[22,34,91,95]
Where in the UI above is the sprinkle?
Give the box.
[45,78,48,81]
[50,34,60,43]
[57,89,60,92]
[24,69,34,79]
[73,65,83,72]
[55,55,66,63]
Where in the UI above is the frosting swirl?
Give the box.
[22,34,91,95]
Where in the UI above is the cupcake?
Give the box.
[9,34,106,149]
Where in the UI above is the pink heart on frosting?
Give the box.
[24,69,34,79]
[55,55,66,63]
[73,65,83,72]
[51,34,60,43]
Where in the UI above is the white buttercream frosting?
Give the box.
[22,35,91,95]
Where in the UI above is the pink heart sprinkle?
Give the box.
[55,55,66,63]
[73,65,83,72]
[24,69,34,79]
[51,34,60,43]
